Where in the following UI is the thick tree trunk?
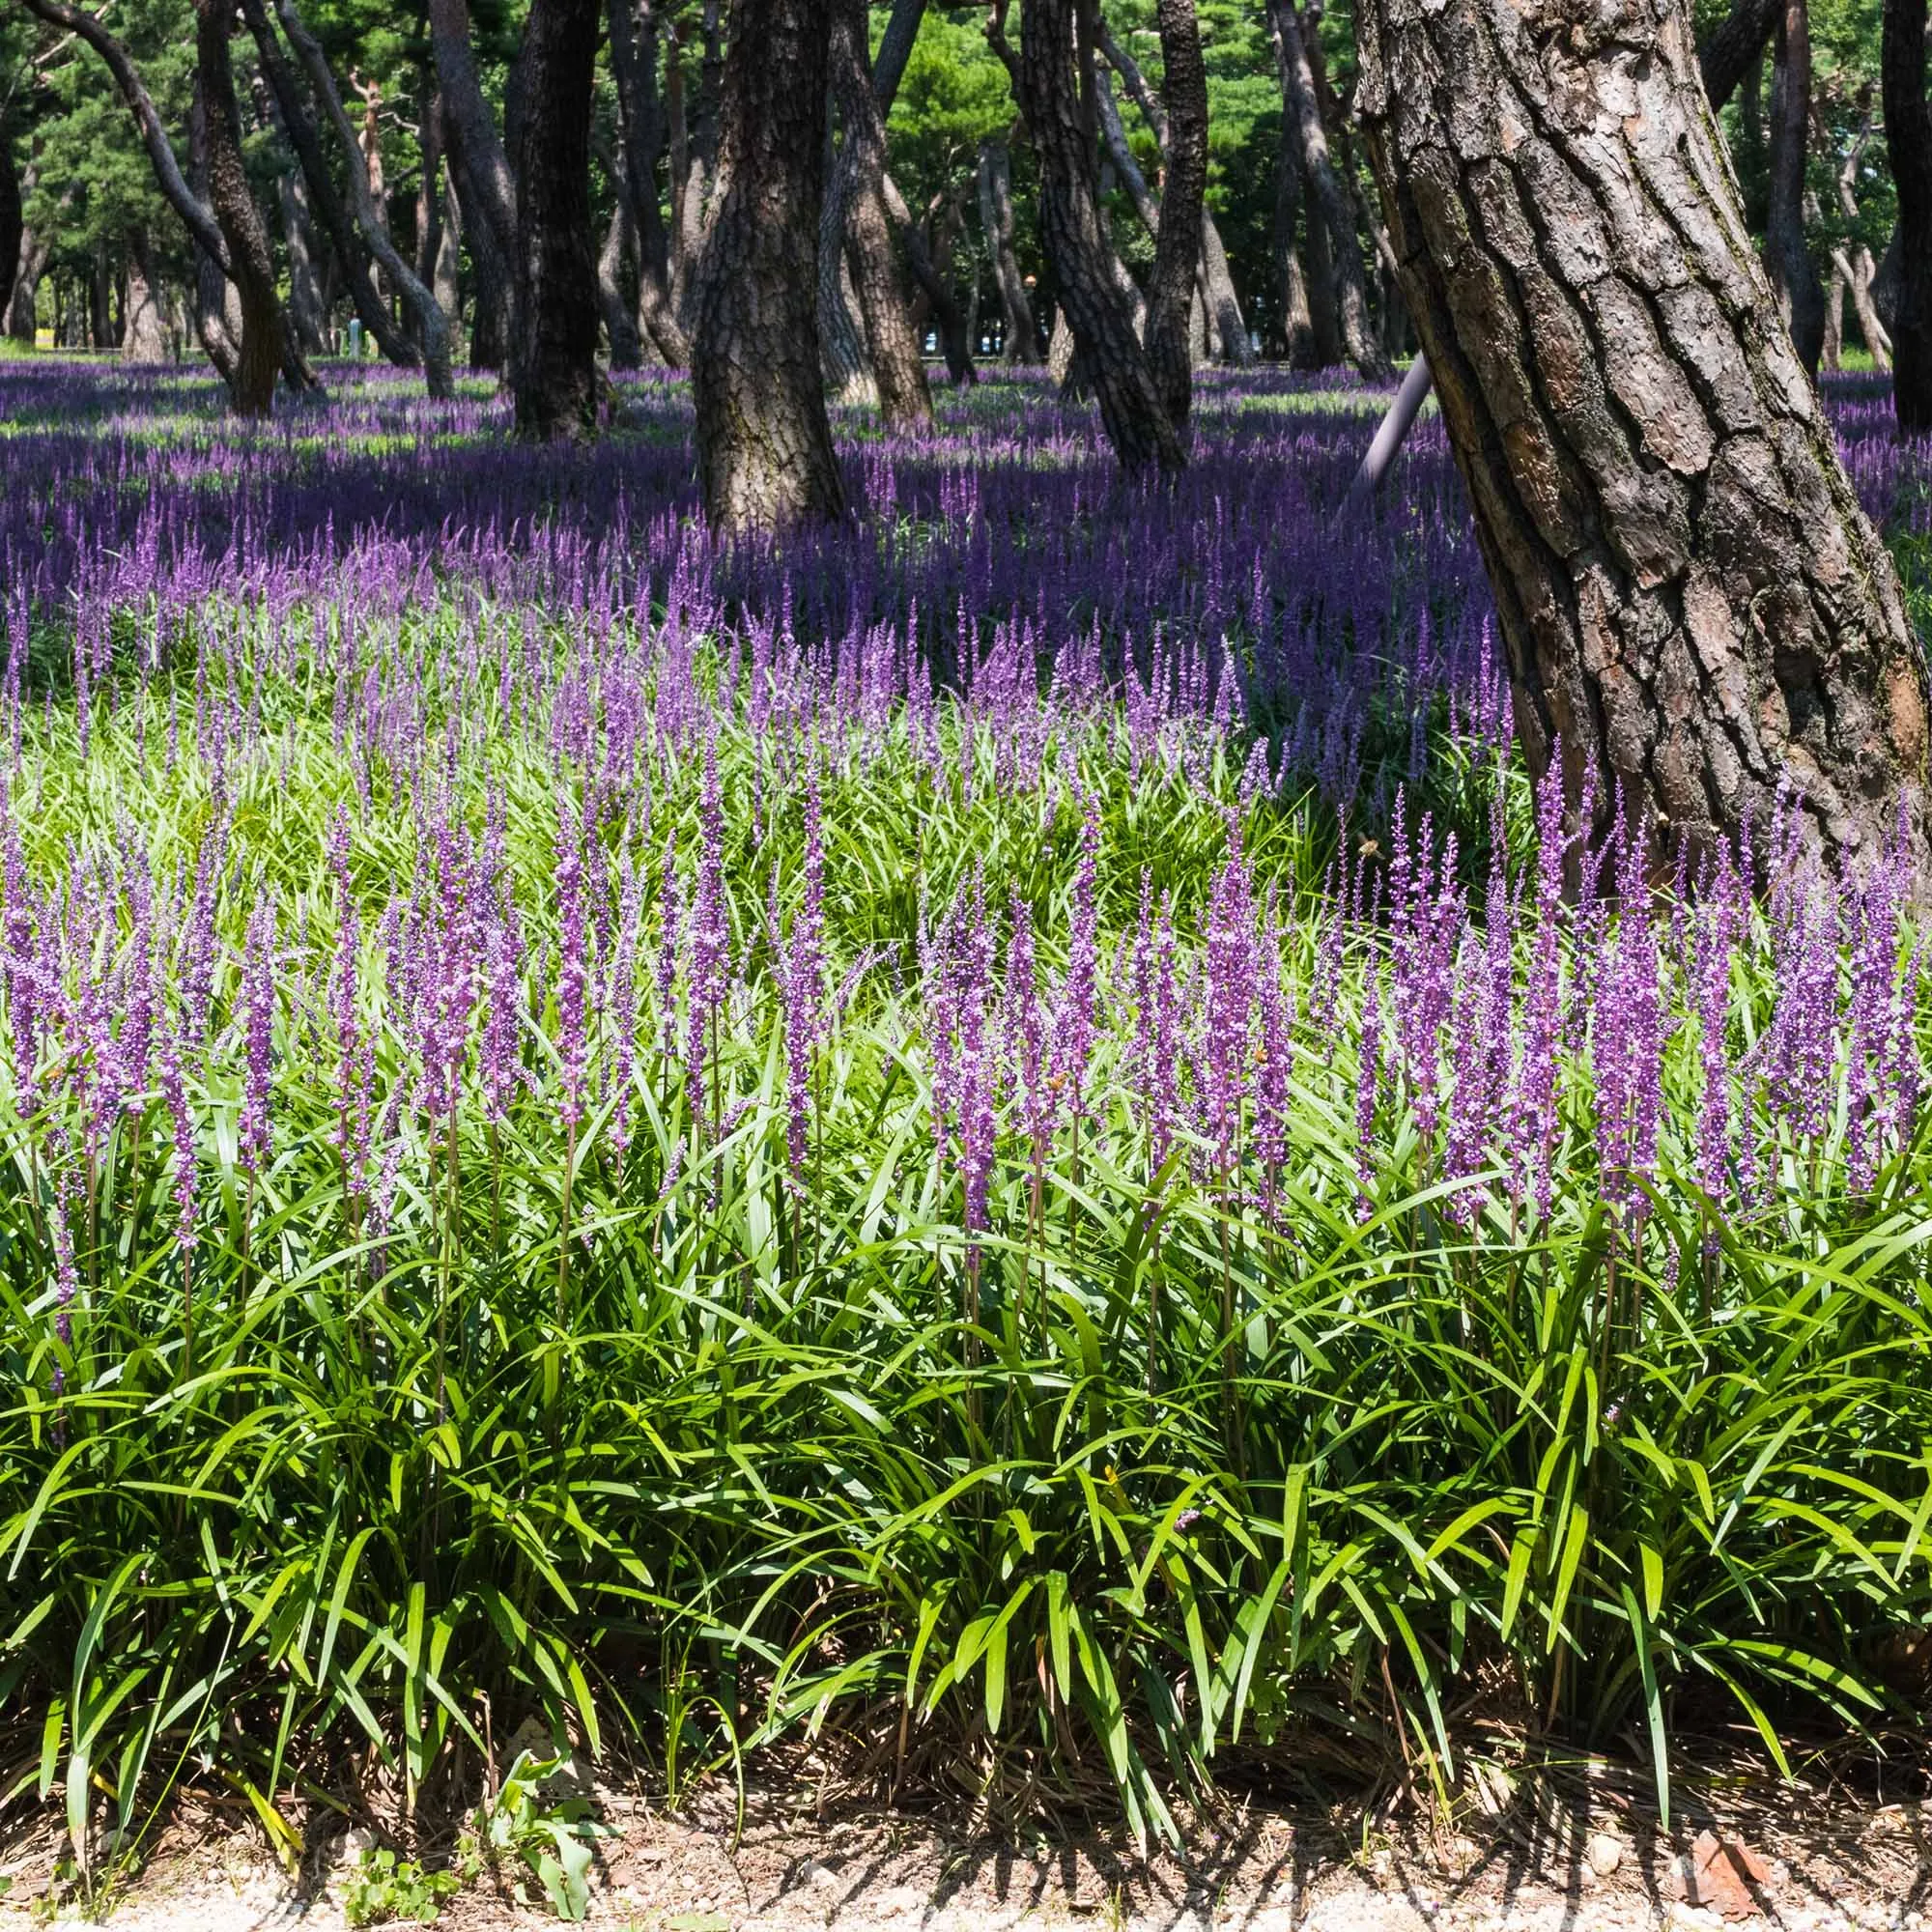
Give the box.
[511,0,602,438]
[609,0,689,364]
[829,0,932,429]
[0,142,20,331]
[1273,142,1317,362]
[196,0,287,412]
[818,226,875,403]
[692,0,844,528]
[123,227,173,361]
[597,183,643,369]
[1884,0,1932,431]
[1698,0,1781,110]
[9,221,47,341]
[187,81,242,384]
[1014,0,1182,470]
[270,0,454,396]
[1765,0,1824,377]
[1139,0,1207,431]
[979,135,1041,362]
[1357,0,1931,883]
[1267,0,1388,379]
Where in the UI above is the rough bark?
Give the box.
[1823,255,1844,370]
[818,209,875,403]
[1012,0,1182,471]
[829,0,932,428]
[692,0,844,529]
[1267,0,1389,378]
[0,139,19,331]
[1697,0,1781,111]
[1138,0,1208,430]
[196,0,288,412]
[1884,0,1932,431]
[668,0,724,327]
[123,227,173,361]
[511,0,602,438]
[979,135,1042,361]
[1356,0,1931,884]
[1764,0,1824,376]
[270,0,455,397]
[187,79,242,384]
[609,0,689,363]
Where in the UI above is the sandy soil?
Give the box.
[1,1770,1925,1932]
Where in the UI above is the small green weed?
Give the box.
[342,1848,464,1928]
[472,1749,615,1922]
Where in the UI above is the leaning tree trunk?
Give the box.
[1765,0,1824,377]
[882,169,976,384]
[1699,0,1781,108]
[1141,0,1208,433]
[270,0,455,396]
[1268,0,1388,379]
[123,227,173,362]
[511,0,602,438]
[692,0,845,529]
[979,135,1042,362]
[1357,0,1931,883]
[196,0,286,412]
[1884,0,1932,432]
[1014,0,1182,471]
[830,0,932,430]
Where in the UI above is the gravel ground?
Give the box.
[1,1775,1925,1931]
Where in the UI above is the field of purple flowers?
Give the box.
[3,356,1932,1864]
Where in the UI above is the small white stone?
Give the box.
[1587,1833,1624,1877]
[804,1861,841,1893]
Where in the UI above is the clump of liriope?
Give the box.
[2,581,1929,1858]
